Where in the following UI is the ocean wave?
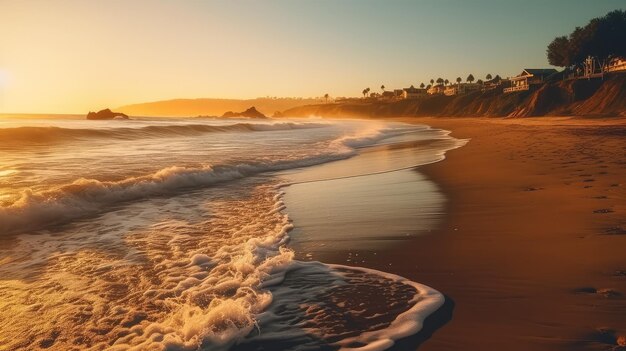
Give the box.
[0,122,329,145]
[0,121,451,351]
[0,124,439,236]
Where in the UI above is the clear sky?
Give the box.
[0,0,624,114]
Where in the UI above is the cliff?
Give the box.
[282,74,626,118]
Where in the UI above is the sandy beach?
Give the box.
[284,116,626,350]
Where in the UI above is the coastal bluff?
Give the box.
[282,74,626,118]
[220,106,267,119]
[86,109,129,120]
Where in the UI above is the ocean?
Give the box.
[0,115,463,350]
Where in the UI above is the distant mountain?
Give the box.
[116,98,322,117]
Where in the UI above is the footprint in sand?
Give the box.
[573,287,622,298]
[590,328,626,349]
[604,227,626,235]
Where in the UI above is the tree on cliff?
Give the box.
[436,78,444,85]
[456,77,462,85]
[420,82,425,89]
[444,79,449,86]
[380,85,385,92]
[466,74,475,83]
[430,79,435,86]
[546,9,626,67]
[486,73,492,80]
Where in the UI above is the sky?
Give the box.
[0,0,624,114]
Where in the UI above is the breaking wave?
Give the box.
[0,122,328,145]
[0,125,408,235]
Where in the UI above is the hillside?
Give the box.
[281,74,626,118]
[116,98,322,117]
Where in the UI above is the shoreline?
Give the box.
[283,116,626,350]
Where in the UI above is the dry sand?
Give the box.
[286,116,626,350]
[396,117,626,350]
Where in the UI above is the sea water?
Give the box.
[0,115,461,350]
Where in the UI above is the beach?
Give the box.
[283,116,626,350]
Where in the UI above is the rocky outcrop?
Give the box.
[86,109,129,120]
[220,107,267,119]
[281,74,626,118]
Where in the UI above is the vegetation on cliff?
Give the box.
[547,10,626,67]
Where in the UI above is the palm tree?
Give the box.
[436,77,444,85]
[381,85,385,92]
[444,79,449,86]
[494,74,502,82]
[466,74,475,83]
[324,93,329,103]
[456,77,462,85]
[420,82,425,89]
[362,88,368,98]
[486,73,492,81]
[430,79,434,86]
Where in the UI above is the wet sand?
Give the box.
[283,117,626,350]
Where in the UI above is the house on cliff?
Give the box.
[402,86,426,99]
[444,83,481,96]
[427,85,445,95]
[605,57,626,73]
[504,68,557,93]
[381,90,397,101]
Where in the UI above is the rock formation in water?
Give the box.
[86,109,130,120]
[221,107,267,119]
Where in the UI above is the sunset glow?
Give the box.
[1,2,625,350]
[1,0,623,114]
